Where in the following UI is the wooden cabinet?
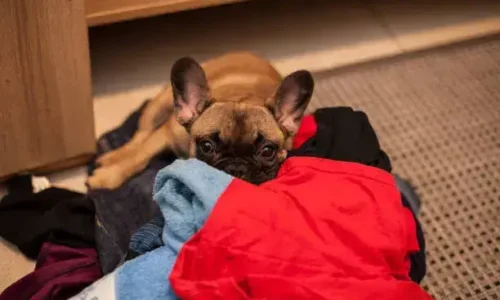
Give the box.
[0,0,95,179]
[86,0,247,26]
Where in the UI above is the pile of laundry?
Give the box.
[0,101,432,300]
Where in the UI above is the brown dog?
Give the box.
[87,52,314,189]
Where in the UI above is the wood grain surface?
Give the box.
[0,0,95,178]
[86,0,247,26]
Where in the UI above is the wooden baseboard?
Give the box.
[86,0,247,26]
[0,153,93,183]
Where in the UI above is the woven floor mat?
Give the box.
[310,37,500,300]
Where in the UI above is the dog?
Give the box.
[87,52,314,189]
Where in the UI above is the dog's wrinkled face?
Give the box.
[188,103,285,184]
[171,57,314,184]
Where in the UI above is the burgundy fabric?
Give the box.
[0,243,102,300]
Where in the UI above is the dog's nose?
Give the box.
[225,165,248,178]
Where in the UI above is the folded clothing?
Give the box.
[72,158,432,300]
[0,175,101,299]
[0,177,95,260]
[0,242,102,300]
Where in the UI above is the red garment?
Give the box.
[170,157,432,300]
[0,243,102,300]
[293,115,317,149]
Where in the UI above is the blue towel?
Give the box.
[71,159,233,300]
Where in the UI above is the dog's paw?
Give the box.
[96,150,125,167]
[86,165,125,190]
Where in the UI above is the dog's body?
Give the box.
[87,52,313,189]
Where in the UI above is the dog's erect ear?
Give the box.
[171,57,211,126]
[267,70,314,135]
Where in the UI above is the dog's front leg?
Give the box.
[96,87,175,167]
[87,119,189,190]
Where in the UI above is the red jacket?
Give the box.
[170,156,432,299]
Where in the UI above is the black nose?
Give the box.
[225,165,248,178]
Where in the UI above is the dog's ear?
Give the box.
[267,70,314,135]
[171,57,211,126]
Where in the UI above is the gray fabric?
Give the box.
[88,101,175,274]
[91,170,162,274]
[394,174,421,214]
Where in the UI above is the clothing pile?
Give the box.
[0,103,431,300]
[0,101,167,300]
[0,177,101,300]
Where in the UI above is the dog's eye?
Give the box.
[259,145,276,159]
[198,140,215,155]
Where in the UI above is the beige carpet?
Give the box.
[309,36,500,299]
[1,36,499,298]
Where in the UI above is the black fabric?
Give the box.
[88,100,175,274]
[0,178,95,260]
[4,174,33,196]
[124,249,141,262]
[289,107,392,172]
[289,107,426,284]
[401,194,427,283]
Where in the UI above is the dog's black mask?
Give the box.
[195,134,281,185]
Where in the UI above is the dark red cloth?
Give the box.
[169,157,432,299]
[0,243,102,300]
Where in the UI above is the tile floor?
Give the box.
[1,0,500,293]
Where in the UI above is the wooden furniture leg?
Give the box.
[0,0,95,178]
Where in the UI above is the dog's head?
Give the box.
[171,57,314,184]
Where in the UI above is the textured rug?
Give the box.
[310,36,500,300]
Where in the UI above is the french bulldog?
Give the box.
[87,52,314,189]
